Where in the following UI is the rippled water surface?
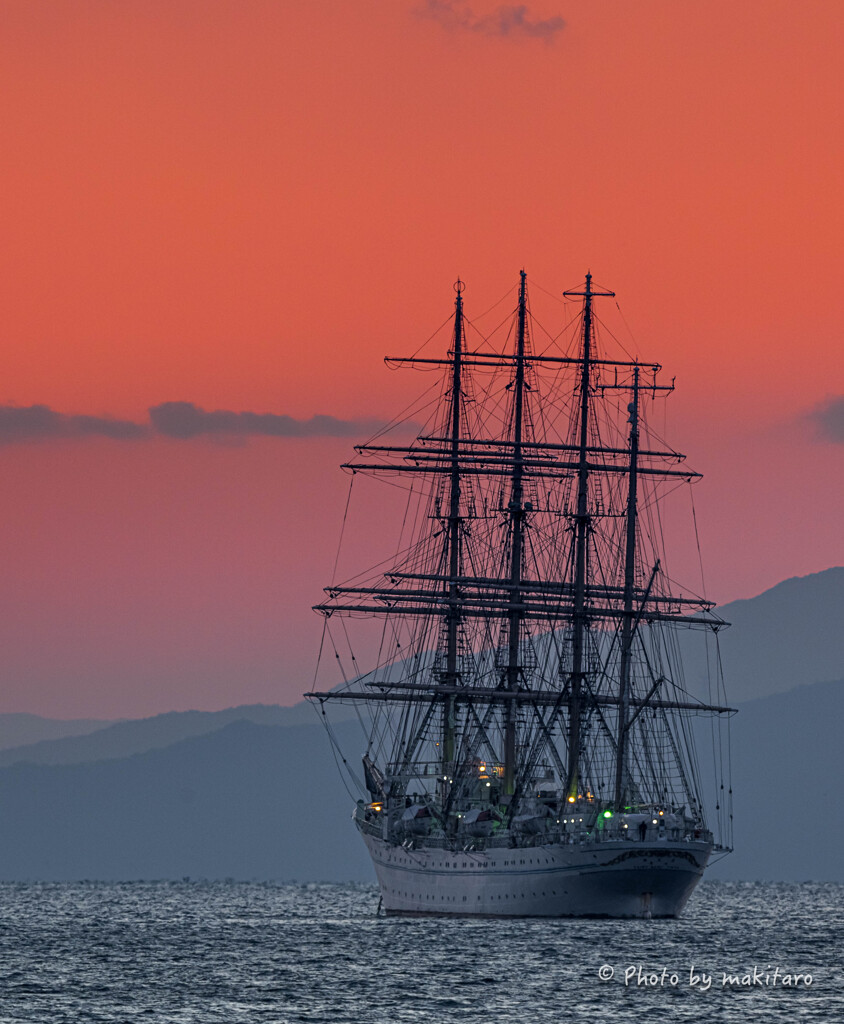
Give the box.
[0,881,841,1023]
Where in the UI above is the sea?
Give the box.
[0,881,840,1023]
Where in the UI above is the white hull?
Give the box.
[361,828,710,918]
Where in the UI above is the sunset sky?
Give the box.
[0,0,841,718]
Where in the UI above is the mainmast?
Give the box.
[562,272,614,800]
[441,279,465,779]
[502,270,528,796]
[614,364,640,808]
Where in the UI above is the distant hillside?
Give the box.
[683,566,844,703]
[0,567,840,881]
[0,719,373,882]
[709,677,844,881]
[3,568,839,768]
[0,713,114,752]
[0,702,339,768]
[0,678,842,882]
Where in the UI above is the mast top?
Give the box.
[563,272,615,300]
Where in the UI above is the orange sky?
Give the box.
[0,1,841,716]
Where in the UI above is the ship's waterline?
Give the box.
[362,827,710,919]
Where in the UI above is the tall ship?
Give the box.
[306,271,734,918]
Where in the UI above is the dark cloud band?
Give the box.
[0,403,381,444]
[0,405,147,443]
[417,1,565,40]
[148,402,380,439]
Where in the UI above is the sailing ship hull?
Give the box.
[309,272,733,919]
[361,828,711,918]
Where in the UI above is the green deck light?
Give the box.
[602,810,613,819]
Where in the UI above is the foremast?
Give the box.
[562,272,615,801]
[502,270,529,797]
[441,280,466,790]
[615,364,640,810]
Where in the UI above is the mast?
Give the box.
[562,272,614,800]
[614,364,640,808]
[441,280,465,779]
[502,270,528,796]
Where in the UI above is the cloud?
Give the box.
[0,402,383,445]
[0,405,147,443]
[806,396,844,442]
[417,1,565,40]
[148,402,380,440]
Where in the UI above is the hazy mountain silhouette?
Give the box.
[709,678,844,881]
[3,567,839,769]
[0,678,842,882]
[0,719,372,881]
[684,566,844,703]
[0,567,840,881]
[0,713,114,752]
[0,702,351,768]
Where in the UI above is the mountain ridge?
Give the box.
[0,566,841,882]
[0,701,335,768]
[0,718,372,881]
[0,676,841,882]
[680,566,844,703]
[0,713,115,752]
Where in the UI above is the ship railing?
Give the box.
[355,805,712,848]
[357,818,379,838]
